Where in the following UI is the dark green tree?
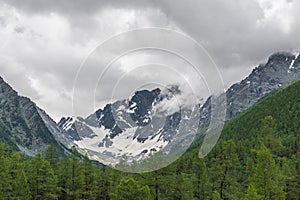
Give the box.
[250,145,285,200]
[58,146,84,199]
[244,184,262,200]
[9,152,31,200]
[110,178,151,200]
[81,154,96,200]
[0,156,13,199]
[27,153,58,200]
[44,145,59,170]
[210,140,241,199]
[192,157,212,199]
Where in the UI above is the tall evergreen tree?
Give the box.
[192,157,212,199]
[27,153,58,200]
[44,145,59,170]
[81,154,96,200]
[289,152,300,199]
[244,184,262,200]
[58,146,84,199]
[0,156,13,199]
[110,178,151,200]
[93,166,111,200]
[9,152,31,200]
[250,145,285,200]
[210,140,241,199]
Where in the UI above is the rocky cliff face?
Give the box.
[1,51,299,161]
[57,51,300,162]
[56,86,194,162]
[197,52,300,136]
[226,52,300,120]
[0,76,67,155]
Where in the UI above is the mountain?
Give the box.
[160,74,300,199]
[0,51,299,160]
[0,76,67,156]
[1,73,299,200]
[57,86,198,163]
[57,51,300,163]
[225,51,300,120]
[197,51,300,137]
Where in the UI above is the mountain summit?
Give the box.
[57,51,300,163]
[0,76,67,155]
[57,86,197,163]
[0,51,299,161]
[226,51,300,120]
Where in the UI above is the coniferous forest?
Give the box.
[1,80,300,200]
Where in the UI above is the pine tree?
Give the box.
[175,172,194,199]
[110,178,151,200]
[261,116,284,155]
[27,153,58,200]
[93,166,111,200]
[289,152,300,199]
[210,140,241,199]
[9,152,31,200]
[244,184,262,200]
[250,145,285,200]
[81,154,96,200]
[192,157,212,199]
[44,144,59,170]
[58,146,84,199]
[0,156,13,199]
[280,158,294,200]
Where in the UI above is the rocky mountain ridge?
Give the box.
[57,51,300,163]
[0,76,67,155]
[1,51,299,161]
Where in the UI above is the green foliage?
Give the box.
[110,178,151,200]
[244,184,262,200]
[191,157,212,199]
[27,153,58,200]
[209,140,243,199]
[0,79,299,199]
[249,145,285,199]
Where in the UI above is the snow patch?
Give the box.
[75,125,169,162]
[289,52,300,69]
[127,102,137,113]
[74,125,110,152]
[62,117,76,131]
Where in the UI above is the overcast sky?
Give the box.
[0,0,300,121]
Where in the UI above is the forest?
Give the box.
[0,79,300,200]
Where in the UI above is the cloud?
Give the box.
[0,0,300,121]
[0,2,177,120]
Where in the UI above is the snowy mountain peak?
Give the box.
[56,85,194,164]
[53,51,300,166]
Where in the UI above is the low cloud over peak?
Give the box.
[0,0,299,121]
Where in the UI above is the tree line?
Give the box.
[0,79,299,199]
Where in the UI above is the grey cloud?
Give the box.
[157,0,300,69]
[1,0,300,120]
[5,0,300,70]
[0,16,6,27]
[14,26,25,34]
[1,0,157,15]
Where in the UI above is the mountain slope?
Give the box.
[57,51,300,163]
[161,77,300,200]
[0,75,299,200]
[197,51,300,139]
[222,78,300,146]
[225,51,300,120]
[57,86,197,163]
[1,51,299,161]
[0,76,67,155]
